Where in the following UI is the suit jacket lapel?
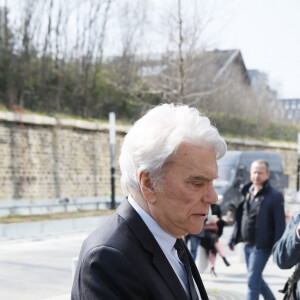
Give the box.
[117,199,189,300]
[152,249,189,300]
[185,243,209,300]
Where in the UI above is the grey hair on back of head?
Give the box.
[119,103,227,195]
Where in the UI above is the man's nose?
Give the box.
[205,184,218,204]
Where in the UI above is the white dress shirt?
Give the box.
[128,195,201,299]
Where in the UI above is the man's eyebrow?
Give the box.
[188,175,216,181]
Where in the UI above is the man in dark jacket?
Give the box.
[273,209,300,300]
[228,159,286,300]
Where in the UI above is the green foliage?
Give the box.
[265,122,299,141]
[0,17,298,142]
[209,112,299,142]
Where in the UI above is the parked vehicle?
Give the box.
[213,150,286,224]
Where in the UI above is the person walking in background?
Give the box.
[200,203,231,277]
[187,206,212,261]
[187,227,205,261]
[228,159,286,300]
[273,209,300,299]
[71,103,227,300]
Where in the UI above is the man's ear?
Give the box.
[139,171,156,203]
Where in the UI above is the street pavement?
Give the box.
[0,232,85,300]
[0,220,294,300]
[195,227,291,300]
[200,246,291,299]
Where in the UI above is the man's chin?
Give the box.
[190,226,203,235]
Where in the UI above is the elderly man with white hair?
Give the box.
[71,103,227,300]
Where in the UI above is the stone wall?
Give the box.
[0,111,298,201]
[0,112,127,201]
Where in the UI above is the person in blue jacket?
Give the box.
[272,210,300,299]
[228,159,286,300]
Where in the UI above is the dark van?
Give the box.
[213,150,286,224]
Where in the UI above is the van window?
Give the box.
[214,152,240,187]
[214,165,236,187]
[218,151,241,167]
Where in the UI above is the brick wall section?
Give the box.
[0,111,298,201]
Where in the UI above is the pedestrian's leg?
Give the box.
[260,279,275,300]
[244,244,250,269]
[214,241,225,256]
[214,240,230,266]
[209,251,217,276]
[256,250,275,300]
[209,251,216,268]
[246,246,275,300]
[189,236,200,261]
[246,245,260,300]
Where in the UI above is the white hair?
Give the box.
[119,103,227,194]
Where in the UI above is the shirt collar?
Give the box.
[128,195,176,252]
[249,184,263,196]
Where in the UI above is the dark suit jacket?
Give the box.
[71,198,209,300]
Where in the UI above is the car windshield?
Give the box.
[213,165,236,187]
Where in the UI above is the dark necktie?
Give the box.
[174,239,199,300]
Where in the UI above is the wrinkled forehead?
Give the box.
[167,143,218,174]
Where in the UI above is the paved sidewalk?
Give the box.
[46,252,290,300]
[197,227,292,299]
[202,253,290,299]
[41,227,292,300]
[0,218,293,300]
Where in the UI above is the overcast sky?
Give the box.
[149,0,300,99]
[201,0,300,99]
[3,0,300,99]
